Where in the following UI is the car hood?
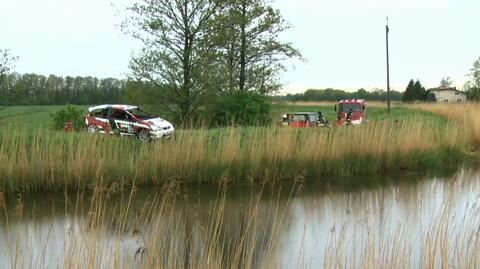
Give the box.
[145,117,173,129]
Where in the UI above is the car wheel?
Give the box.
[87,125,98,134]
[138,129,150,142]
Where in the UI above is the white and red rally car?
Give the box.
[85,104,174,142]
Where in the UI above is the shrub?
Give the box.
[208,91,271,126]
[50,105,86,131]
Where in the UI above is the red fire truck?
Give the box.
[335,99,367,126]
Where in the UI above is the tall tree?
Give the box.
[0,49,17,76]
[123,0,220,124]
[211,0,301,93]
[413,80,426,100]
[402,79,415,102]
[403,79,426,102]
[465,56,480,100]
[0,49,18,87]
[440,77,453,88]
[469,57,480,88]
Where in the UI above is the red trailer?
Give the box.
[280,112,323,128]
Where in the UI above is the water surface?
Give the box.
[1,167,479,268]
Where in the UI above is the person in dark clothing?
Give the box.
[346,109,353,124]
[318,111,329,126]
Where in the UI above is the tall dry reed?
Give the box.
[413,103,480,146]
[0,183,290,268]
[0,116,465,192]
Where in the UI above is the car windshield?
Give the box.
[308,114,318,121]
[127,108,152,119]
[289,114,306,121]
[339,103,362,112]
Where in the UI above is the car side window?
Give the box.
[125,112,135,122]
[111,109,129,120]
[109,109,117,118]
[90,109,103,117]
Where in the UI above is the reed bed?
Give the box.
[0,115,465,193]
[323,205,480,269]
[2,177,480,269]
[412,103,480,146]
[0,183,288,268]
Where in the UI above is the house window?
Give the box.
[444,99,449,103]
[457,99,462,103]
[455,92,460,95]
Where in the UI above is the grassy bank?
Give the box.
[0,110,465,192]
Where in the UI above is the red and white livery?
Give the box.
[85,104,174,142]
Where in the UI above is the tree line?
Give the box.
[0,73,125,105]
[277,88,403,102]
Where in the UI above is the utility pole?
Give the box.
[385,17,391,114]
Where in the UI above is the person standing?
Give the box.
[346,109,353,124]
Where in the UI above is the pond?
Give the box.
[0,167,479,268]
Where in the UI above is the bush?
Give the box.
[208,91,271,126]
[50,105,86,131]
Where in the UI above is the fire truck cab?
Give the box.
[335,99,367,126]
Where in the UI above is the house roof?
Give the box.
[428,87,465,93]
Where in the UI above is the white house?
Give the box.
[427,87,467,103]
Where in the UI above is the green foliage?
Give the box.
[124,0,219,124]
[465,56,480,101]
[208,91,271,126]
[209,0,301,93]
[0,49,18,77]
[50,105,86,131]
[470,56,480,88]
[402,79,426,102]
[440,77,453,88]
[123,0,300,124]
[465,83,480,101]
[123,79,162,106]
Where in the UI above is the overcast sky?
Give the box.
[0,0,478,93]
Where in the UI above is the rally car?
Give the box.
[85,104,174,142]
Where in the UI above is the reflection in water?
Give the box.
[1,167,480,268]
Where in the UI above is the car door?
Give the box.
[111,109,135,135]
[89,108,110,133]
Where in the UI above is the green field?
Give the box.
[0,103,445,131]
[0,105,87,129]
